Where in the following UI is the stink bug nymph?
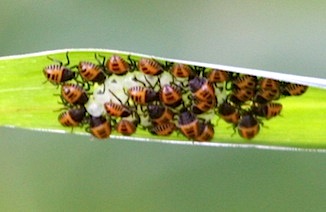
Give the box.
[138,58,164,76]
[127,86,158,105]
[106,54,136,75]
[77,57,106,84]
[252,102,282,120]
[195,122,214,142]
[150,122,176,136]
[147,104,174,124]
[178,110,200,139]
[159,83,184,108]
[217,101,240,125]
[88,115,111,139]
[58,106,87,127]
[281,83,308,96]
[43,52,76,85]
[170,63,196,79]
[61,83,89,106]
[237,114,260,139]
[115,118,138,136]
[189,77,215,101]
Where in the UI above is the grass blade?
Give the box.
[0,49,325,149]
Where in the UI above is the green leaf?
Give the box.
[1,49,325,149]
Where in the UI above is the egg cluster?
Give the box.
[43,52,308,141]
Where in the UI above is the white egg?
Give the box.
[123,72,142,89]
[139,115,152,127]
[158,72,174,86]
[85,98,105,117]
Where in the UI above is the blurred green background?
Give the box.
[1,0,326,211]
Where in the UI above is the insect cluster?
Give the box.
[43,52,308,141]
